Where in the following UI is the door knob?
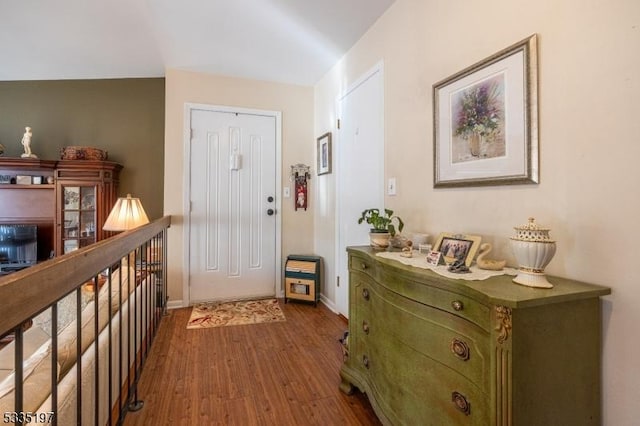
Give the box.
[267,209,275,216]
[267,196,274,202]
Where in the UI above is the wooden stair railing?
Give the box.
[0,215,171,426]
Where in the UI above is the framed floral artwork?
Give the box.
[433,34,539,187]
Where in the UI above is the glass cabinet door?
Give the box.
[62,186,96,253]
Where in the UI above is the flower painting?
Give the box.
[451,73,506,163]
[433,34,538,187]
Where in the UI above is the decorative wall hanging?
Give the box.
[316,132,332,175]
[433,34,539,187]
[290,163,310,211]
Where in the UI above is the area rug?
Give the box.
[186,298,286,329]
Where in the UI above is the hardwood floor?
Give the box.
[124,299,381,426]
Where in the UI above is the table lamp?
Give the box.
[103,194,149,231]
[103,194,149,267]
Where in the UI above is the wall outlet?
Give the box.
[387,177,397,196]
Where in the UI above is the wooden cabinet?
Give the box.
[340,246,611,425]
[0,158,57,222]
[0,159,57,260]
[55,160,122,255]
[0,158,121,258]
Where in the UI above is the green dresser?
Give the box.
[340,246,611,425]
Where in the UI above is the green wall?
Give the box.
[0,78,165,219]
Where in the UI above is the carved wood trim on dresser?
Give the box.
[341,246,610,426]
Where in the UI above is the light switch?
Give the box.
[387,178,397,196]
[283,186,291,198]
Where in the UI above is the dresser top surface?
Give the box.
[348,246,611,308]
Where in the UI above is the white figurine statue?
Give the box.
[21,126,37,158]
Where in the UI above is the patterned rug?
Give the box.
[186,298,286,329]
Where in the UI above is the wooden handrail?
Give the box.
[0,215,171,336]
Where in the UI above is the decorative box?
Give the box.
[60,146,108,161]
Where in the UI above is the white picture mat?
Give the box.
[436,51,526,182]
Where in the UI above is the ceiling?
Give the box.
[0,0,395,86]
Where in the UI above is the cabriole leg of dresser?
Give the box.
[339,369,356,395]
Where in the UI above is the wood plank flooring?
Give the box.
[124,300,381,426]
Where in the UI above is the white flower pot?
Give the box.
[369,231,390,249]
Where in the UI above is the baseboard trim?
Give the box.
[319,294,337,313]
[166,299,184,310]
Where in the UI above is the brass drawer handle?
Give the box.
[452,391,471,416]
[451,300,464,311]
[362,321,370,334]
[362,288,370,300]
[450,338,470,361]
[361,262,368,270]
[362,354,370,369]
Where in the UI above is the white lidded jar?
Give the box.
[510,217,557,288]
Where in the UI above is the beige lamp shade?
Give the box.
[103,194,149,231]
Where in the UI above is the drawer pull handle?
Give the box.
[362,288,370,300]
[362,354,370,369]
[450,338,470,361]
[362,321,370,334]
[361,262,368,270]
[451,300,464,311]
[452,391,471,416]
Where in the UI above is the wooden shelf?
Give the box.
[0,184,55,189]
[0,158,57,169]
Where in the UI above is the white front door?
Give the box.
[188,107,278,303]
[336,64,385,317]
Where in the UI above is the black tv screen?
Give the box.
[0,224,38,270]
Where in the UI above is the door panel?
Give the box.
[189,109,276,302]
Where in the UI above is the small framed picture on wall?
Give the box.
[317,132,332,175]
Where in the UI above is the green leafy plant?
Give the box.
[358,208,404,236]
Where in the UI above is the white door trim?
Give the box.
[334,61,385,317]
[182,103,282,306]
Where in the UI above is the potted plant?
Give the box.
[358,208,404,249]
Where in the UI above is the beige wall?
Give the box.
[164,69,315,305]
[314,0,639,423]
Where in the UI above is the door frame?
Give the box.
[182,103,283,306]
[334,62,385,317]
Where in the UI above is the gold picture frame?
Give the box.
[433,233,482,267]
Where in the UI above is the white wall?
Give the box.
[313,0,640,424]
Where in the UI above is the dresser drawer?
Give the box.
[379,268,491,331]
[366,331,489,425]
[350,271,375,317]
[363,277,490,391]
[349,253,376,279]
[347,273,374,378]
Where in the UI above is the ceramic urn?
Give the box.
[510,217,557,288]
